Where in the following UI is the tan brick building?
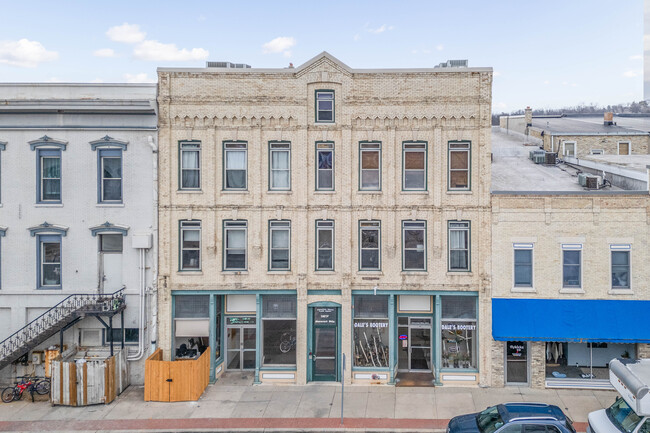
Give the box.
[489,127,650,389]
[156,53,493,386]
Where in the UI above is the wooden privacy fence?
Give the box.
[51,349,128,406]
[144,348,209,402]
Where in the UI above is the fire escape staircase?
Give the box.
[0,288,126,371]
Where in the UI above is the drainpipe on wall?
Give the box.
[646,165,650,195]
[148,135,159,355]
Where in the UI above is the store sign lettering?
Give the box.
[441,323,476,331]
[314,308,336,325]
[354,322,388,328]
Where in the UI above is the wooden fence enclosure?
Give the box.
[51,349,128,406]
[144,348,209,402]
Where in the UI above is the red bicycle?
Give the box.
[1,376,47,403]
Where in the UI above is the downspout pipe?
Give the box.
[148,135,159,354]
[127,135,158,362]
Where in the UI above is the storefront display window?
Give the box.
[262,295,297,366]
[174,295,209,359]
[545,342,635,380]
[441,296,477,369]
[353,295,389,368]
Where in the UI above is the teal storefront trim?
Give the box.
[254,294,262,384]
[307,301,341,382]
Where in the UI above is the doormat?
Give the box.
[395,372,436,387]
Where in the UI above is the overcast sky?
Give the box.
[0,0,644,112]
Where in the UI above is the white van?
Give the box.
[587,359,650,433]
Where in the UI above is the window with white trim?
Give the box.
[180,220,201,271]
[316,90,334,122]
[269,220,290,270]
[269,142,290,190]
[316,220,334,271]
[611,245,630,289]
[224,142,247,190]
[403,142,426,190]
[360,142,381,191]
[359,220,380,270]
[224,221,247,270]
[179,141,200,190]
[316,142,334,190]
[513,244,533,288]
[562,244,582,288]
[402,220,426,271]
[448,221,470,271]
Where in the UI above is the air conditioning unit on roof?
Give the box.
[586,176,602,189]
[578,173,588,187]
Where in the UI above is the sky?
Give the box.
[0,0,644,112]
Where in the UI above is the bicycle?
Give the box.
[1,376,49,403]
[279,332,296,353]
[2,377,36,403]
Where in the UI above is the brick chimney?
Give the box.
[524,107,533,127]
[604,112,614,126]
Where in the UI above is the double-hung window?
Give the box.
[38,235,61,289]
[38,149,61,202]
[359,142,381,191]
[315,90,334,123]
[224,142,247,190]
[99,149,122,202]
[316,220,334,271]
[448,221,470,271]
[359,221,380,271]
[448,141,470,190]
[269,220,290,270]
[179,220,201,271]
[269,142,290,190]
[562,244,582,288]
[611,245,630,289]
[316,142,334,190]
[513,244,533,288]
[223,220,247,270]
[179,141,200,190]
[403,221,426,271]
[403,142,427,190]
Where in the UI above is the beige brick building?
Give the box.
[489,127,650,389]
[156,53,493,386]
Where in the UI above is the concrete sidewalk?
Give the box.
[0,373,619,432]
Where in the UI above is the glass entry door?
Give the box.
[398,317,432,372]
[505,341,528,384]
[226,317,256,371]
[311,307,338,381]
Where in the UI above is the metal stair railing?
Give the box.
[0,288,125,362]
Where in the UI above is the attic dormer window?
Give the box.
[316,90,334,123]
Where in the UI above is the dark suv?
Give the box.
[447,403,576,433]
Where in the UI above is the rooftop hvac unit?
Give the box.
[532,154,545,164]
[578,173,588,187]
[586,176,602,189]
[529,149,544,160]
[544,152,557,165]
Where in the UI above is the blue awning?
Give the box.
[492,298,650,343]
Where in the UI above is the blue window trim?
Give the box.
[89,135,128,151]
[179,219,202,272]
[36,148,62,204]
[97,149,123,203]
[28,223,68,237]
[223,219,248,271]
[89,222,129,237]
[29,135,67,151]
[37,234,62,290]
[268,220,291,271]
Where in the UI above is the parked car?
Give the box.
[447,403,576,433]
